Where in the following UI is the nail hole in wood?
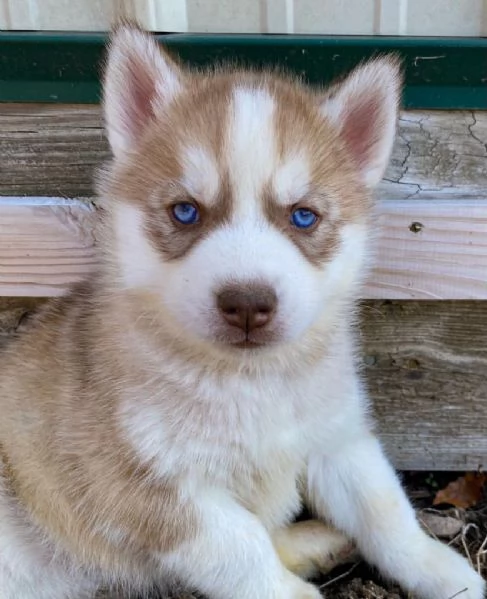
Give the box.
[409,221,424,233]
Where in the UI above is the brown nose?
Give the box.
[217,284,277,333]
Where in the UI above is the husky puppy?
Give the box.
[0,24,484,599]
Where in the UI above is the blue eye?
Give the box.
[291,208,318,229]
[172,202,200,225]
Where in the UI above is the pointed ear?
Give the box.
[320,56,402,189]
[102,23,184,158]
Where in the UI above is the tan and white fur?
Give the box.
[0,24,484,599]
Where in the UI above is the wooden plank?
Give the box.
[1,198,487,299]
[0,104,107,198]
[379,110,487,201]
[361,300,487,471]
[0,104,486,200]
[365,199,487,300]
[0,198,98,296]
[1,297,485,471]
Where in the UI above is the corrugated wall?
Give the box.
[1,0,487,35]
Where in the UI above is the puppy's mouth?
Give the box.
[216,330,280,349]
[232,339,266,349]
[211,319,283,349]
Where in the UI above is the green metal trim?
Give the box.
[0,32,486,108]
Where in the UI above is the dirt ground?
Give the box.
[317,471,487,598]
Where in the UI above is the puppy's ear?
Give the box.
[103,23,183,158]
[320,56,402,188]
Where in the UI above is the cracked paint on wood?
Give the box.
[380,111,487,201]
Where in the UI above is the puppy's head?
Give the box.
[101,24,401,351]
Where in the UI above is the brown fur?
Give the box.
[263,185,341,266]
[145,175,233,261]
[0,282,197,578]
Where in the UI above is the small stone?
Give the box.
[418,510,464,538]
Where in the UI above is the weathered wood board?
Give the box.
[1,198,487,298]
[365,199,487,299]
[379,111,487,201]
[0,105,107,198]
[361,300,487,471]
[1,296,485,471]
[0,199,99,296]
[0,105,486,200]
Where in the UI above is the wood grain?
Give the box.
[1,104,486,200]
[0,297,484,471]
[0,199,98,296]
[0,104,107,197]
[379,110,487,202]
[361,300,487,471]
[1,198,486,298]
[365,200,487,300]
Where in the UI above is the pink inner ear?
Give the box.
[340,95,382,172]
[125,59,158,137]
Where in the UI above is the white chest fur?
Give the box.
[119,348,365,529]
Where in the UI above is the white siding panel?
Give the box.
[263,0,294,34]
[405,0,487,36]
[1,0,40,29]
[114,0,158,29]
[153,0,188,31]
[374,0,409,35]
[1,0,114,30]
[0,0,486,36]
[186,0,262,33]
[294,0,376,34]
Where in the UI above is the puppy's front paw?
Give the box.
[412,537,485,599]
[274,520,356,579]
[281,570,322,599]
[292,581,322,599]
[300,587,322,599]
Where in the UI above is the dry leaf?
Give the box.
[433,472,486,509]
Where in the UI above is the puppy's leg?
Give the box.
[307,434,485,599]
[161,493,322,599]
[272,520,356,579]
[0,525,97,599]
[0,564,97,599]
[0,474,98,599]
